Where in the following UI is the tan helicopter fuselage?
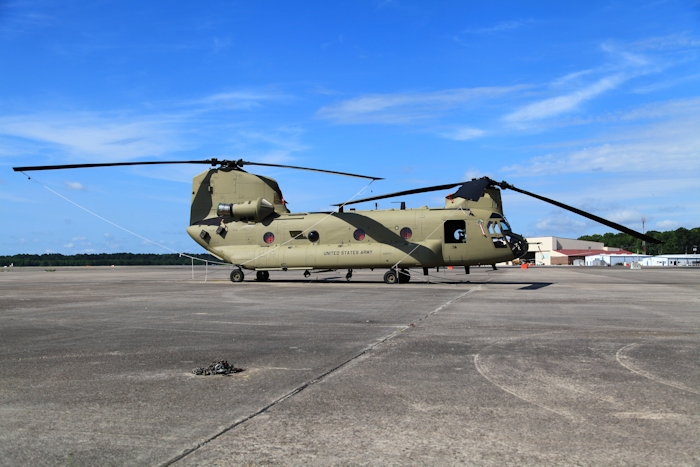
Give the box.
[185,169,522,272]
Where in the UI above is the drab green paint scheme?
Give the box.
[186,169,525,278]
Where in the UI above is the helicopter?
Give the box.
[13,158,660,284]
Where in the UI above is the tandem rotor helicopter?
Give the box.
[13,158,660,284]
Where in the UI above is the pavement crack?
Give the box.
[159,286,480,466]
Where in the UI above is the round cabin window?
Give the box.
[353,229,366,241]
[263,232,275,244]
[400,227,412,240]
[308,230,320,242]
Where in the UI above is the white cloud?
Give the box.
[534,212,586,234]
[505,74,625,124]
[0,112,187,162]
[316,86,524,124]
[502,35,695,126]
[464,169,488,181]
[656,220,681,230]
[630,34,700,52]
[502,110,700,177]
[439,127,485,141]
[191,90,287,110]
[460,20,527,35]
[64,181,85,191]
[605,209,643,224]
[619,97,700,121]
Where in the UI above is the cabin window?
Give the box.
[353,229,366,241]
[400,227,412,240]
[444,220,466,244]
[308,231,320,242]
[263,232,275,244]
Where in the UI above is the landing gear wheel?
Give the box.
[398,269,411,284]
[256,270,269,282]
[346,269,353,281]
[383,269,398,284]
[303,270,311,278]
[230,269,244,282]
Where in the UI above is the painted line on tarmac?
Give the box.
[616,343,700,395]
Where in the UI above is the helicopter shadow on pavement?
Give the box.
[254,276,552,289]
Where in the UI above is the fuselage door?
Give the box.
[442,219,467,263]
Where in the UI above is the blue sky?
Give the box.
[2,1,699,255]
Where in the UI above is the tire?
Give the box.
[256,270,269,282]
[398,269,411,284]
[230,269,244,282]
[383,270,397,284]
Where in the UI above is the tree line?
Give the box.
[1,253,220,267]
[579,227,699,256]
[2,227,697,267]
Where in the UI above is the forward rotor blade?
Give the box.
[13,158,383,180]
[335,182,464,206]
[13,160,218,172]
[497,181,662,244]
[238,160,383,180]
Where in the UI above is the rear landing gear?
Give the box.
[383,269,397,284]
[346,269,353,281]
[255,270,270,282]
[383,268,410,284]
[230,269,244,282]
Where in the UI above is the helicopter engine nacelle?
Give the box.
[217,197,274,222]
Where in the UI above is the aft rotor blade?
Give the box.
[13,160,218,172]
[452,178,492,201]
[238,160,383,180]
[498,181,662,244]
[335,182,465,206]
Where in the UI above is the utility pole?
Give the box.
[641,216,646,255]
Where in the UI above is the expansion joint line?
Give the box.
[158,286,482,467]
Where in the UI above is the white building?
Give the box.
[525,236,628,266]
[642,254,700,267]
[584,253,651,266]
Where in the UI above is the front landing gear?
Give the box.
[230,269,244,282]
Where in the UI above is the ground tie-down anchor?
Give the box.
[192,360,244,375]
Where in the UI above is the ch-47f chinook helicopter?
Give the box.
[14,158,660,284]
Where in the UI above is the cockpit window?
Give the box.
[487,221,502,234]
[492,237,508,248]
